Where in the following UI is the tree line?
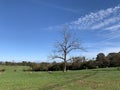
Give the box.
[0,52,120,71]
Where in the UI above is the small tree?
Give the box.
[51,27,85,72]
[107,52,120,67]
[96,53,109,68]
[71,57,85,70]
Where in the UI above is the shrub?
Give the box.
[117,67,120,71]
[14,69,16,72]
[0,69,5,72]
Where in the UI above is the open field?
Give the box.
[0,66,120,90]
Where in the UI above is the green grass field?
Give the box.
[0,65,120,90]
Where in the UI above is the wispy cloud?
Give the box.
[45,4,120,58]
[47,4,120,41]
[53,6,78,13]
[70,5,120,29]
[69,4,120,57]
[68,5,120,41]
[105,24,120,31]
[32,1,78,13]
[91,17,120,30]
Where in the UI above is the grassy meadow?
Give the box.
[0,65,120,90]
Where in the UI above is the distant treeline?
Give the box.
[0,52,120,71]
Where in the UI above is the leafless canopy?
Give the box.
[51,27,85,72]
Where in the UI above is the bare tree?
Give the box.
[52,27,85,72]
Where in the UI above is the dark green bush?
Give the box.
[0,69,5,72]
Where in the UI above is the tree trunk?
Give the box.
[63,60,67,72]
[63,52,67,72]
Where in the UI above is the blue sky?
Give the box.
[0,0,120,62]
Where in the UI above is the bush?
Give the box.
[14,69,16,72]
[117,67,120,71]
[0,69,5,72]
[32,64,41,71]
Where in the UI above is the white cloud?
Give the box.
[70,5,120,30]
[101,26,120,41]
[47,4,120,34]
[45,4,120,58]
[105,24,120,31]
[67,5,120,43]
[91,17,120,30]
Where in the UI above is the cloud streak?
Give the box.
[45,4,120,58]
[69,5,120,30]
[67,5,120,42]
[37,1,78,13]
[47,4,120,33]
[72,5,120,57]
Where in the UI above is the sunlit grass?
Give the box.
[0,66,120,90]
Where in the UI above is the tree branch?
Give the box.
[52,55,64,60]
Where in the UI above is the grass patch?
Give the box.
[0,66,120,90]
